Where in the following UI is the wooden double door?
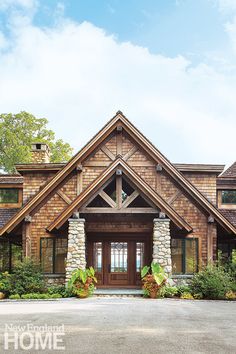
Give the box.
[87,233,151,287]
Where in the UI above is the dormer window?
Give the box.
[0,188,22,207]
[0,188,19,203]
[221,190,236,204]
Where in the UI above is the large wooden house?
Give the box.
[0,111,236,287]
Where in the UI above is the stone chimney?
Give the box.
[31,143,50,163]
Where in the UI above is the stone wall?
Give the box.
[65,218,86,282]
[152,218,172,274]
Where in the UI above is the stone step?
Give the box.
[94,288,143,297]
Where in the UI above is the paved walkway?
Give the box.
[0,298,236,354]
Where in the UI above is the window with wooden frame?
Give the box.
[0,186,22,208]
[40,237,68,274]
[0,239,22,272]
[171,238,198,274]
[221,190,236,204]
[81,173,158,213]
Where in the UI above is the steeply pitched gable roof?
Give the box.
[47,158,192,232]
[0,111,236,235]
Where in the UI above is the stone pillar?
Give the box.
[65,218,86,283]
[153,218,172,274]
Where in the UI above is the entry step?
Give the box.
[94,288,143,297]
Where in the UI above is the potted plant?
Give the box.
[0,271,11,299]
[67,267,97,298]
[141,262,167,299]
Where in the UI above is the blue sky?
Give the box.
[0,0,236,165]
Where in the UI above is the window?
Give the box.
[40,237,67,274]
[221,190,236,204]
[171,238,198,274]
[0,239,22,272]
[0,188,19,204]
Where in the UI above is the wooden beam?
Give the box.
[81,207,158,214]
[116,175,122,209]
[101,146,115,161]
[207,223,215,263]
[57,190,72,205]
[167,190,182,206]
[122,190,139,208]
[116,130,122,156]
[123,146,138,161]
[99,190,117,208]
[77,171,83,195]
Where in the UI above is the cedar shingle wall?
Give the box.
[183,172,217,205]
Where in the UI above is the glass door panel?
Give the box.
[136,242,144,272]
[108,242,129,285]
[93,242,103,284]
[110,242,128,272]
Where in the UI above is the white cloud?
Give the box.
[0,11,236,166]
[0,0,37,10]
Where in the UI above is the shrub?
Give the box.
[162,286,178,298]
[190,265,232,299]
[0,272,12,296]
[180,292,194,300]
[47,285,66,296]
[9,294,21,299]
[225,291,236,300]
[176,285,191,296]
[21,293,62,299]
[10,258,45,296]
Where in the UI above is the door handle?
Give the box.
[108,264,111,273]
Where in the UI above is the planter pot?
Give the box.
[0,292,5,300]
[77,290,89,298]
[149,290,158,299]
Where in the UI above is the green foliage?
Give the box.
[21,293,62,299]
[9,258,45,296]
[180,292,194,300]
[67,267,97,298]
[190,265,232,299]
[0,111,73,172]
[47,285,66,296]
[162,286,178,298]
[141,262,167,298]
[9,294,21,299]
[176,284,191,296]
[0,271,11,295]
[225,291,236,300]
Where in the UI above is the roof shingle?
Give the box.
[220,162,236,178]
[0,208,20,228]
[219,209,236,228]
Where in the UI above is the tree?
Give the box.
[0,112,73,173]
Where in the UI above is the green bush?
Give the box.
[180,292,194,300]
[0,272,12,296]
[21,293,62,299]
[9,294,21,299]
[190,265,232,299]
[47,285,66,297]
[10,258,45,296]
[176,285,191,296]
[162,286,178,298]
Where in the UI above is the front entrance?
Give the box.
[87,233,151,287]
